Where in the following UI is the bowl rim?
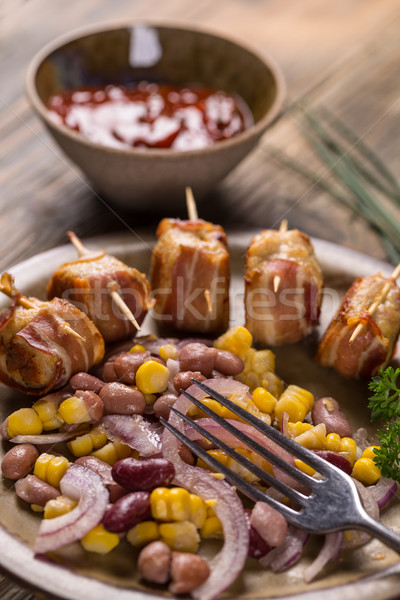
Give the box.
[25,19,286,159]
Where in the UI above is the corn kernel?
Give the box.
[113,439,132,460]
[213,326,253,359]
[295,423,326,450]
[251,350,275,375]
[362,446,380,460]
[90,427,108,450]
[127,521,159,547]
[340,437,357,465]
[168,488,191,521]
[33,399,63,430]
[34,453,70,488]
[274,385,314,425]
[58,396,90,425]
[287,422,313,438]
[31,504,44,512]
[188,494,207,529]
[135,360,170,395]
[201,516,223,539]
[129,344,146,353]
[91,442,118,465]
[252,387,277,414]
[159,521,200,553]
[294,458,316,477]
[150,487,170,521]
[159,344,178,361]
[68,433,94,458]
[326,433,342,453]
[44,495,77,519]
[81,524,120,554]
[7,408,43,438]
[352,457,381,486]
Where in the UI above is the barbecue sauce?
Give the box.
[48,82,253,151]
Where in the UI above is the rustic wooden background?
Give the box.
[1,0,400,597]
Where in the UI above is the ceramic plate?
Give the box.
[0,231,399,600]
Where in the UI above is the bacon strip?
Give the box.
[316,274,400,378]
[244,229,323,345]
[150,218,230,334]
[0,296,104,395]
[47,253,152,344]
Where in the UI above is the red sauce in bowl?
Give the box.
[47,82,254,151]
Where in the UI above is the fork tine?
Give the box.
[160,416,301,524]
[181,388,320,490]
[192,380,333,474]
[169,406,308,505]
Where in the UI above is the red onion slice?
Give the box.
[34,464,109,554]
[370,477,398,510]
[303,531,344,583]
[10,429,90,445]
[162,379,249,600]
[101,415,162,456]
[260,525,309,572]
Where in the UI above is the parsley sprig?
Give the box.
[368,367,400,482]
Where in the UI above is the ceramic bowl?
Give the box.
[26,22,285,211]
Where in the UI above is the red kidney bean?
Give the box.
[312,397,353,438]
[179,343,217,377]
[169,552,210,594]
[244,509,270,559]
[70,372,104,394]
[15,475,59,505]
[113,351,151,384]
[112,457,175,491]
[153,393,177,420]
[214,350,244,376]
[314,450,352,475]
[99,382,146,415]
[250,501,288,547]
[103,491,150,533]
[173,371,206,393]
[102,360,118,382]
[138,541,171,584]
[1,444,39,480]
[75,390,104,422]
[74,456,128,502]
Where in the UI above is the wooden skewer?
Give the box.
[272,220,289,293]
[349,263,400,343]
[68,232,140,331]
[186,187,198,221]
[108,282,141,331]
[0,273,86,342]
[204,289,213,315]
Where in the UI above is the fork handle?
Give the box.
[357,512,400,554]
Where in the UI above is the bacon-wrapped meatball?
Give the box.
[0,273,104,395]
[150,218,230,334]
[244,225,323,346]
[47,232,152,344]
[316,272,400,379]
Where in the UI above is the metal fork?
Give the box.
[161,380,400,553]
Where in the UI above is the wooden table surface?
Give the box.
[1,0,400,598]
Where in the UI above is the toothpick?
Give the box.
[0,273,86,342]
[67,231,105,260]
[279,219,288,233]
[186,187,198,221]
[204,289,213,314]
[349,264,400,343]
[108,282,141,331]
[272,221,288,293]
[273,275,281,293]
